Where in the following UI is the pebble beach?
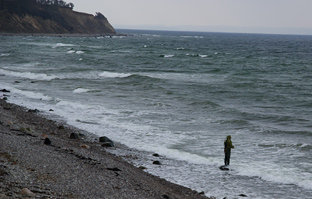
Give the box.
[0,97,209,199]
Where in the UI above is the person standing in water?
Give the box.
[224,135,234,166]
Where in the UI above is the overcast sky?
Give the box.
[72,0,312,35]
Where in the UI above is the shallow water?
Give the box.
[1,30,312,198]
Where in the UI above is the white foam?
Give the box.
[67,50,76,54]
[0,69,57,81]
[164,55,174,58]
[99,71,132,78]
[54,43,76,48]
[234,161,312,190]
[73,88,91,93]
[11,88,53,101]
[0,53,10,57]
[75,51,84,54]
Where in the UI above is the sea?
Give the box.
[0,29,312,199]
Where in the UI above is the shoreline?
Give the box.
[0,97,211,198]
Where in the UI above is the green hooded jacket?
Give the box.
[224,135,234,152]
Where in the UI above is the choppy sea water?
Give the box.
[0,30,312,198]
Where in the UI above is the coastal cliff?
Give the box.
[0,0,116,34]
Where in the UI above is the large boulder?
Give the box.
[99,136,114,147]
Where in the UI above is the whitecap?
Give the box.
[0,53,10,57]
[73,88,90,93]
[75,51,84,54]
[54,43,76,48]
[12,89,53,101]
[67,50,76,54]
[99,71,132,78]
[199,54,208,58]
[164,55,174,58]
[0,69,57,81]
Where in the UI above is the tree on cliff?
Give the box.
[0,0,74,11]
[95,12,107,20]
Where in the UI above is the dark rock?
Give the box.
[99,136,114,147]
[44,138,51,145]
[139,166,147,170]
[107,167,121,172]
[3,97,8,100]
[49,109,54,111]
[162,194,170,199]
[239,194,248,197]
[70,133,79,139]
[153,161,161,165]
[3,107,11,110]
[219,165,229,171]
[153,153,160,157]
[28,109,39,113]
[199,191,205,195]
[14,81,20,83]
[0,89,10,92]
[101,142,114,147]
[58,125,65,130]
[99,136,112,142]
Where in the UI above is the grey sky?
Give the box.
[72,0,312,35]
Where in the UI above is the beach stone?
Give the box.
[3,106,11,110]
[21,188,35,197]
[153,161,161,165]
[101,142,114,147]
[162,194,170,199]
[99,136,114,147]
[44,138,51,145]
[28,109,39,113]
[99,136,112,142]
[0,89,10,92]
[81,144,90,149]
[107,167,121,172]
[70,133,79,139]
[58,125,65,129]
[219,166,229,171]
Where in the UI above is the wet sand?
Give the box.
[0,98,211,199]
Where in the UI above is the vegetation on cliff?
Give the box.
[0,0,116,34]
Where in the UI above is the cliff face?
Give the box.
[0,6,116,34]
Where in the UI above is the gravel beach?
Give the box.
[0,98,210,199]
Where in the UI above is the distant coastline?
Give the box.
[0,0,117,35]
[0,32,126,37]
